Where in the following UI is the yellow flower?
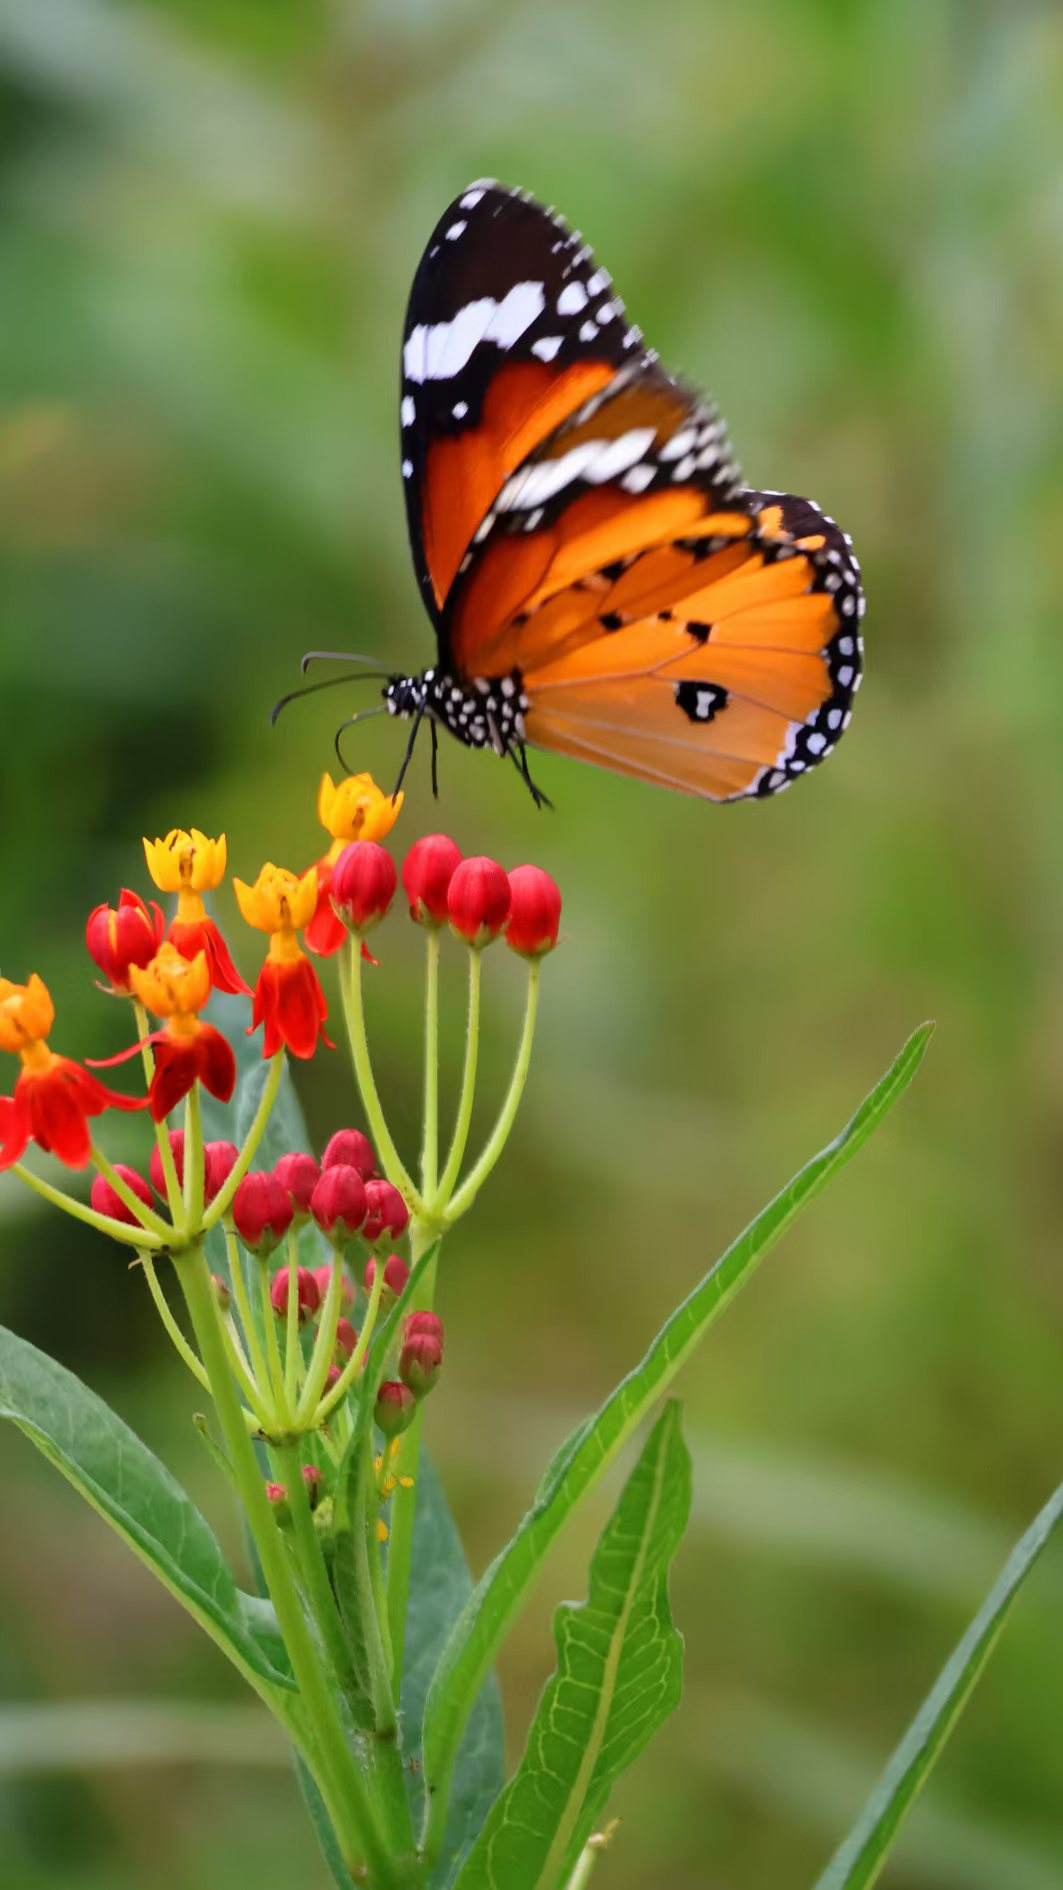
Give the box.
[143,829,227,896]
[317,772,402,846]
[129,942,211,1019]
[0,973,55,1054]
[233,864,318,938]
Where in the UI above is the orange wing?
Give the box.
[441,370,861,800]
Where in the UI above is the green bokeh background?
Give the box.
[2,1,1062,1885]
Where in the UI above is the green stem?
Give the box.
[139,1253,210,1391]
[445,959,540,1224]
[226,1231,276,1421]
[284,1228,302,1410]
[11,1164,167,1249]
[133,998,183,1224]
[339,938,420,1211]
[182,1083,204,1227]
[296,1247,344,1427]
[91,1144,172,1242]
[565,1836,610,1890]
[201,1053,285,1232]
[384,1220,439,1681]
[273,1438,358,1694]
[176,1246,401,1888]
[420,929,441,1200]
[433,945,481,1209]
[260,1258,292,1426]
[313,1259,386,1428]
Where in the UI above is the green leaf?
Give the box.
[423,1025,933,1828]
[812,1473,1063,1890]
[0,1323,296,1702]
[400,1454,505,1889]
[454,1402,690,1890]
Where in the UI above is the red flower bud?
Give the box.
[321,1129,375,1179]
[362,1180,409,1248]
[232,1171,293,1257]
[402,834,463,926]
[335,1316,358,1359]
[329,842,396,935]
[270,1264,321,1321]
[311,1263,355,1309]
[504,865,561,958]
[149,1129,184,1197]
[89,1164,154,1226]
[265,1481,287,1508]
[400,1331,443,1397]
[301,1464,323,1508]
[364,1252,409,1298]
[86,889,166,993]
[311,1166,367,1242]
[203,1140,239,1203]
[325,1364,342,1391]
[447,856,510,947]
[273,1151,322,1216]
[375,1380,416,1438]
[404,1310,444,1342]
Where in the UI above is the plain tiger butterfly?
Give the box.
[287,182,864,805]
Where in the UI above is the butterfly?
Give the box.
[289,181,864,804]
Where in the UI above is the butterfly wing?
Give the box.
[442,367,862,800]
[400,182,652,624]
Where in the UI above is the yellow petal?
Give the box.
[232,874,264,931]
[316,772,337,831]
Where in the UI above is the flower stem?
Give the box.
[445,959,540,1224]
[133,998,182,1224]
[384,1219,439,1680]
[420,929,441,1200]
[433,945,481,1210]
[201,1052,285,1233]
[339,939,420,1212]
[175,1245,402,1888]
[11,1163,167,1249]
[312,1257,385,1428]
[139,1252,210,1391]
[296,1248,343,1427]
[226,1231,275,1418]
[284,1228,302,1410]
[564,1834,612,1890]
[91,1145,172,1242]
[182,1083,205,1227]
[273,1437,359,1696]
[260,1259,292,1426]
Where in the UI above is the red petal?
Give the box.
[20,1067,94,1167]
[276,958,328,1060]
[196,1024,237,1103]
[149,1039,197,1121]
[305,902,347,957]
[0,1095,30,1170]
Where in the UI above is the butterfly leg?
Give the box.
[391,700,426,802]
[430,720,440,799]
[512,740,554,812]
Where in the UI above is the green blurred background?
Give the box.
[2,0,1062,1884]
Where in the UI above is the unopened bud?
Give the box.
[311,1165,367,1243]
[402,834,463,926]
[89,1165,154,1227]
[149,1129,184,1197]
[362,1179,409,1247]
[231,1171,293,1258]
[269,1265,321,1322]
[273,1151,321,1217]
[321,1129,375,1178]
[301,1464,323,1509]
[447,856,510,947]
[400,1331,443,1397]
[329,841,397,935]
[335,1317,358,1360]
[203,1140,239,1204]
[364,1252,409,1299]
[375,1380,416,1438]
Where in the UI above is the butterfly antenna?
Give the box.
[271,670,390,728]
[391,701,426,802]
[334,704,386,774]
[301,649,387,675]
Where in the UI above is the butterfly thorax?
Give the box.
[384,669,530,755]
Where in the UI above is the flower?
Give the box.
[203,1140,239,1203]
[274,1151,322,1217]
[375,1380,416,1438]
[321,1128,375,1178]
[447,857,511,947]
[361,1180,409,1247]
[329,843,397,937]
[504,865,562,958]
[0,975,144,1170]
[149,1129,184,1196]
[334,1316,358,1358]
[364,1251,410,1297]
[404,1310,444,1342]
[231,1171,294,1257]
[317,772,403,846]
[401,835,463,926]
[301,1464,323,1508]
[128,944,236,1119]
[269,1264,321,1322]
[143,829,248,997]
[234,865,332,1060]
[86,890,166,993]
[400,1329,443,1397]
[310,1166,367,1242]
[90,1165,154,1226]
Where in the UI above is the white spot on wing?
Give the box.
[460,188,485,209]
[531,335,563,362]
[401,395,415,427]
[557,281,588,315]
[401,459,413,478]
[403,283,546,383]
[496,428,657,512]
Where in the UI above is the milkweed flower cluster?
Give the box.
[0,766,561,1545]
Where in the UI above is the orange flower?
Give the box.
[0,975,144,1169]
[306,774,402,958]
[142,829,249,996]
[127,943,235,1120]
[233,865,332,1059]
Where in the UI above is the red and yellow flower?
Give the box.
[234,864,332,1059]
[0,974,144,1169]
[305,774,402,957]
[143,828,250,996]
[85,889,166,993]
[129,942,237,1119]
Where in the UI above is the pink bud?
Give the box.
[321,1129,376,1178]
[232,1171,293,1257]
[311,1166,367,1242]
[447,856,510,947]
[402,834,463,926]
[329,842,397,935]
[311,1262,355,1309]
[364,1252,410,1299]
[90,1165,154,1226]
[504,865,562,958]
[375,1380,416,1438]
[203,1140,239,1203]
[269,1265,321,1322]
[362,1179,409,1247]
[335,1317,358,1360]
[273,1151,321,1216]
[400,1331,443,1397]
[149,1129,184,1197]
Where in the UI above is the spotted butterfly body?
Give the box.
[385,181,864,801]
